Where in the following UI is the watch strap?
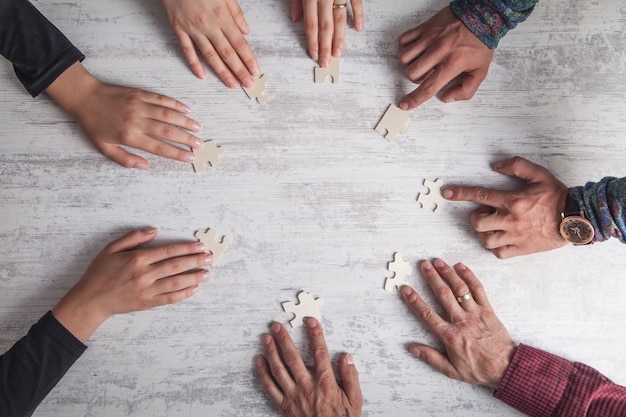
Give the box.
[562,191,583,218]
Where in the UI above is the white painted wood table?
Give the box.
[1,0,625,416]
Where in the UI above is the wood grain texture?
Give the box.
[1,0,625,416]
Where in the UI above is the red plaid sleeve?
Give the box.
[494,344,626,416]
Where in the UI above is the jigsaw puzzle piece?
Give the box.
[194,227,231,265]
[417,178,446,214]
[192,140,224,173]
[314,57,340,84]
[282,291,324,328]
[375,104,409,141]
[242,74,268,104]
[384,252,411,292]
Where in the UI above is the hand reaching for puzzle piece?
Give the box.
[282,291,324,328]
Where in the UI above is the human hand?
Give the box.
[401,259,516,389]
[161,0,260,88]
[443,156,570,259]
[289,0,364,67]
[46,62,203,169]
[256,318,362,417]
[398,6,494,110]
[52,228,211,343]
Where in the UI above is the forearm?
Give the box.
[449,0,539,48]
[0,0,85,97]
[0,312,86,417]
[494,344,626,416]
[569,177,626,243]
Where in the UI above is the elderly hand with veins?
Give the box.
[161,0,260,88]
[401,259,516,388]
[289,0,364,68]
[46,62,204,169]
[398,6,494,110]
[442,156,570,259]
[257,318,363,417]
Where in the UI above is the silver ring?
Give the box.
[456,293,471,303]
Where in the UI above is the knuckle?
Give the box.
[232,37,248,51]
[220,46,235,59]
[317,373,336,394]
[419,306,435,322]
[438,286,454,300]
[473,187,490,203]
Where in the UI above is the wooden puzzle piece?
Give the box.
[282,291,324,328]
[314,57,340,84]
[417,178,446,214]
[384,252,411,292]
[194,228,231,265]
[192,140,224,173]
[242,74,268,104]
[375,104,409,141]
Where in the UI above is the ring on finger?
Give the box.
[333,3,348,10]
[456,293,472,303]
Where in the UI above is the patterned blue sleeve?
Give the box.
[569,177,626,243]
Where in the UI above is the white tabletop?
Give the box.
[1,1,625,416]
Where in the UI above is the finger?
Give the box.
[142,113,202,147]
[140,241,208,264]
[492,156,559,185]
[350,0,364,31]
[210,28,255,87]
[256,355,285,406]
[152,269,210,297]
[453,263,491,307]
[303,0,319,61]
[420,261,464,315]
[227,0,250,34]
[289,0,303,21]
[400,285,448,333]
[138,91,193,116]
[399,66,457,110]
[306,318,333,375]
[221,6,260,77]
[150,283,200,307]
[105,228,158,254]
[193,35,238,88]
[98,142,149,170]
[490,245,522,260]
[431,259,476,312]
[264,323,298,393]
[408,343,461,381]
[398,26,422,48]
[318,1,334,67]
[129,134,195,163]
[440,68,487,103]
[173,29,206,79]
[476,230,512,250]
[339,353,363,407]
[331,3,347,58]
[398,38,427,66]
[441,185,510,208]
[469,207,506,233]
[149,252,211,283]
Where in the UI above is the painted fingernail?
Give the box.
[443,189,453,199]
[399,102,408,111]
[135,162,149,170]
[346,354,354,366]
[183,152,195,162]
[410,346,421,358]
[263,335,272,345]
[271,322,282,334]
[402,286,412,296]
[191,122,202,132]
[195,243,206,253]
[421,261,433,270]
[307,317,317,328]
[205,255,213,265]
[201,271,210,282]
[193,138,204,149]
[191,285,200,294]
[434,259,445,268]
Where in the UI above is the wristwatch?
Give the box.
[559,193,594,245]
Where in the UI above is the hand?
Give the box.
[401,259,516,389]
[398,6,494,110]
[443,156,570,259]
[289,0,364,67]
[161,0,260,88]
[52,228,211,343]
[46,62,203,169]
[256,318,362,417]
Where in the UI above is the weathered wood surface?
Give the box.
[1,0,625,416]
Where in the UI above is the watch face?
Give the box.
[560,216,594,245]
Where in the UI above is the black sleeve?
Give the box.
[0,311,87,417]
[0,0,85,97]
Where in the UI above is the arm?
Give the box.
[495,344,626,417]
[0,228,211,416]
[288,0,364,68]
[256,318,362,417]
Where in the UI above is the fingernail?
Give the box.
[402,286,412,296]
[135,162,149,170]
[434,259,445,268]
[493,161,504,170]
[443,189,453,199]
[410,346,421,358]
[307,317,317,328]
[252,65,261,77]
[311,51,319,61]
[195,243,206,253]
[226,78,238,89]
[421,261,433,270]
[182,104,191,113]
[191,285,200,294]
[332,47,342,57]
[243,76,254,88]
[444,98,456,103]
[191,122,202,132]
[346,354,354,366]
[183,152,195,162]
[321,58,329,68]
[457,263,467,271]
[255,355,264,366]
[193,138,204,149]
[143,227,157,234]
[263,335,272,345]
[205,255,213,265]
[271,322,282,334]
[399,102,408,111]
[201,271,210,282]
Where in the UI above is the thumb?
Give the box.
[104,228,158,254]
[492,156,554,184]
[441,71,483,103]
[339,353,363,406]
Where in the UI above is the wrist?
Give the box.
[45,62,100,119]
[52,288,110,344]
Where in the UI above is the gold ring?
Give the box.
[333,3,348,10]
[456,293,471,303]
